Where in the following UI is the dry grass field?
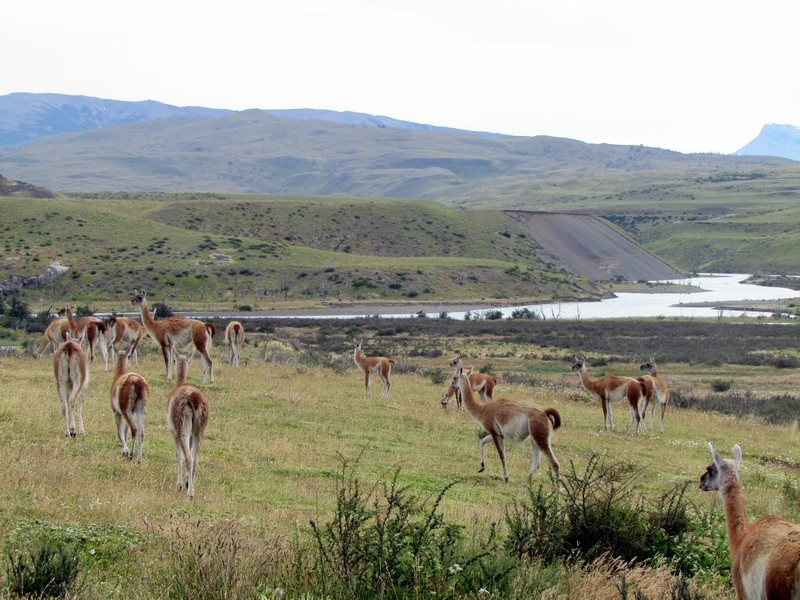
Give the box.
[2,330,800,598]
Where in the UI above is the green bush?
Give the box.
[710,380,732,392]
[308,459,514,599]
[504,453,726,580]
[5,537,82,599]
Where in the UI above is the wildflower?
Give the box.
[448,563,463,574]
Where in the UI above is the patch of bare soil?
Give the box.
[505,211,685,282]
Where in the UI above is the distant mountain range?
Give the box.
[734,124,800,161]
[0,92,492,150]
[0,92,796,203]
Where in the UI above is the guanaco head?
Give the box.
[449,355,462,368]
[571,355,586,371]
[699,442,742,493]
[440,377,458,409]
[640,357,657,373]
[131,290,147,307]
[353,338,363,352]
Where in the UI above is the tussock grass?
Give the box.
[1,340,799,598]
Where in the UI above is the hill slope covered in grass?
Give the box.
[0,194,615,310]
[0,108,795,206]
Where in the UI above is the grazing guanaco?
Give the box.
[225,320,245,367]
[61,306,109,370]
[442,373,498,409]
[571,355,645,432]
[638,357,670,433]
[700,443,800,599]
[352,338,394,398]
[33,317,70,358]
[53,337,89,437]
[441,358,497,409]
[131,290,215,383]
[166,355,209,499]
[452,365,561,485]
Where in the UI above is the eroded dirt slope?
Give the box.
[506,211,684,281]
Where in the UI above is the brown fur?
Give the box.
[109,353,150,462]
[638,357,670,433]
[53,339,89,437]
[224,321,245,367]
[700,443,800,599]
[34,317,70,358]
[131,290,214,383]
[106,315,147,367]
[353,338,395,398]
[167,356,209,499]
[441,369,497,409]
[571,355,645,432]
[61,306,108,369]
[452,365,560,484]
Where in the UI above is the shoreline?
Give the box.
[174,284,715,319]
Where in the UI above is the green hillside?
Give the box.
[0,194,601,311]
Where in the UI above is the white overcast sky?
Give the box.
[4,1,798,154]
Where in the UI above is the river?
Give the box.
[167,273,799,321]
[382,274,800,320]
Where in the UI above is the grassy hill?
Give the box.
[0,109,794,205]
[0,194,610,311]
[2,108,800,278]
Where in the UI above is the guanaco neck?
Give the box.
[176,359,189,385]
[137,298,157,330]
[65,307,78,330]
[353,346,367,367]
[720,474,749,553]
[455,371,484,418]
[576,363,595,389]
[114,354,128,381]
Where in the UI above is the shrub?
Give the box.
[5,537,82,599]
[504,453,713,578]
[510,307,541,320]
[710,379,732,392]
[153,300,174,318]
[308,458,514,599]
[771,355,799,369]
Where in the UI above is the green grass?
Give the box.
[2,324,800,597]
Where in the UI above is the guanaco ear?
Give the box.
[708,442,725,468]
[731,444,742,469]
